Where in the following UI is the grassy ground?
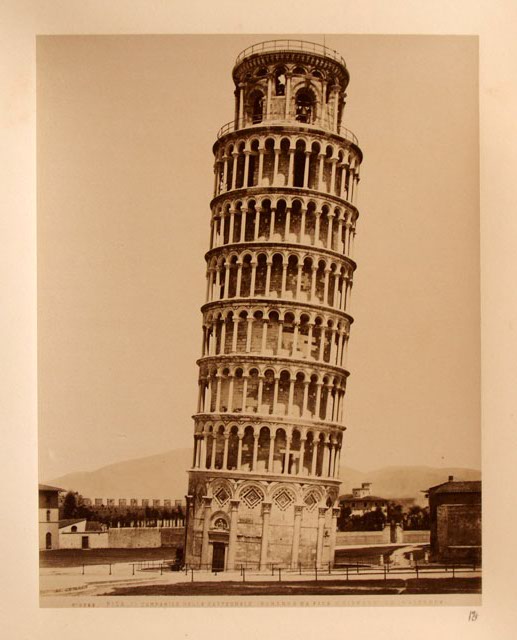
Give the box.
[335,545,407,561]
[102,577,481,597]
[40,546,181,568]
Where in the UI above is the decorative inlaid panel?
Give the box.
[214,487,230,507]
[304,491,320,511]
[273,488,295,511]
[241,486,264,509]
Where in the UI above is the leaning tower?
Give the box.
[185,40,363,571]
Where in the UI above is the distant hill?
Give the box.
[50,448,193,502]
[48,448,480,506]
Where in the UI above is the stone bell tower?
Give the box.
[184,40,363,571]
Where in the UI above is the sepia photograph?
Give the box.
[36,34,482,606]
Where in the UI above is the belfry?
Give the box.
[184,40,363,571]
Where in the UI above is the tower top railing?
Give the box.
[234,39,347,69]
[216,116,358,146]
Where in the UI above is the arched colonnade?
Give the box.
[214,135,360,203]
[209,197,357,256]
[202,308,350,369]
[197,365,347,424]
[192,422,343,480]
[206,249,354,311]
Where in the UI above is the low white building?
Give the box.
[339,483,389,517]
[59,519,109,549]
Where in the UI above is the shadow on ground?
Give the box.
[102,577,481,597]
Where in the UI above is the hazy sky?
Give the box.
[37,34,479,480]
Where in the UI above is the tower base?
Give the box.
[185,471,340,571]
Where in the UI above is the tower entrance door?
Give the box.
[212,542,226,571]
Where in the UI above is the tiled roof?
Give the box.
[59,518,86,529]
[39,483,63,492]
[428,480,481,494]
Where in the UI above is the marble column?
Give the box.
[228,208,235,244]
[240,209,247,242]
[250,262,257,296]
[285,207,291,240]
[269,208,276,240]
[236,262,243,297]
[314,382,322,418]
[329,507,340,568]
[237,433,243,469]
[272,376,279,413]
[283,431,291,474]
[210,436,217,469]
[318,153,325,190]
[222,434,229,469]
[303,151,311,188]
[231,318,239,352]
[231,152,238,190]
[311,438,318,476]
[316,507,327,568]
[268,434,275,472]
[298,437,306,476]
[280,264,288,297]
[322,438,330,476]
[219,321,226,355]
[291,505,303,568]
[243,153,250,188]
[226,499,240,570]
[241,376,248,412]
[199,436,206,469]
[200,497,212,568]
[287,150,295,187]
[252,433,259,471]
[259,502,272,569]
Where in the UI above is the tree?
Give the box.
[361,507,386,531]
[387,502,404,525]
[405,505,430,530]
[62,491,78,518]
[337,505,352,531]
[62,491,94,520]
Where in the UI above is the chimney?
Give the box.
[448,475,454,482]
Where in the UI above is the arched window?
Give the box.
[249,90,264,124]
[71,525,77,532]
[295,88,316,124]
[46,510,51,522]
[275,67,286,96]
[45,532,52,549]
